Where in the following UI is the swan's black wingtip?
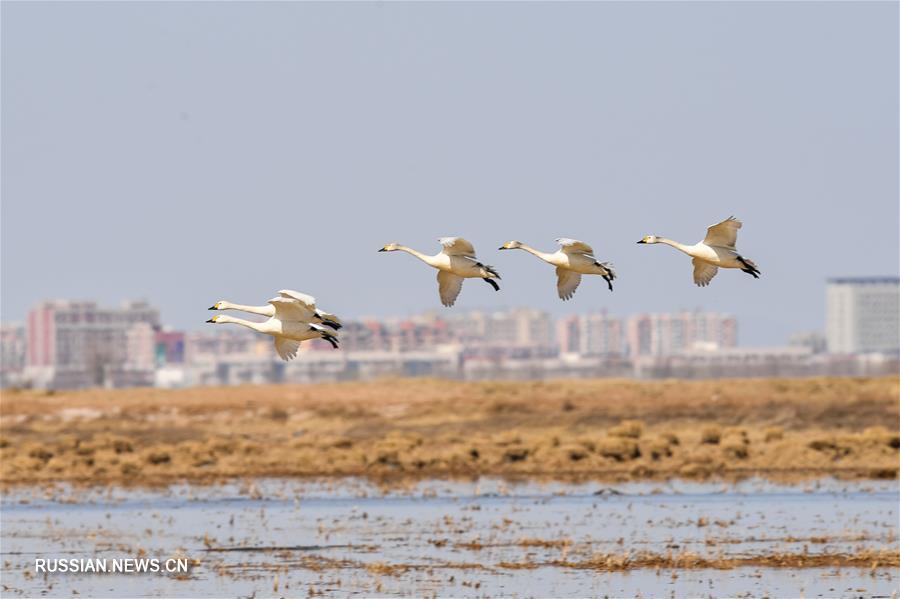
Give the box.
[483,278,500,292]
[322,320,342,330]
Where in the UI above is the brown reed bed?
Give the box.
[1,376,897,487]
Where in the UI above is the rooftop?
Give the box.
[826,277,900,285]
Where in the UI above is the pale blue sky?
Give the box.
[2,2,897,345]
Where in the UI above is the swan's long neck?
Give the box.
[222,302,271,316]
[397,246,440,267]
[216,315,267,333]
[658,237,694,256]
[517,244,554,263]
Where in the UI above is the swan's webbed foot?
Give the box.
[603,275,614,291]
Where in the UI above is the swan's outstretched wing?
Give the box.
[279,290,341,326]
[703,217,741,249]
[556,238,595,256]
[316,310,342,326]
[692,258,719,287]
[267,297,317,321]
[278,289,316,309]
[437,271,464,307]
[439,237,477,258]
[273,337,301,361]
[556,267,582,300]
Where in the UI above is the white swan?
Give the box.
[379,237,501,307]
[208,289,341,329]
[499,238,616,300]
[206,298,339,361]
[637,216,761,286]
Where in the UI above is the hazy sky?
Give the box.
[2,2,897,345]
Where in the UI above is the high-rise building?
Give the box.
[125,323,156,370]
[557,312,624,356]
[464,309,555,349]
[826,277,900,354]
[788,331,827,354]
[184,328,266,364]
[0,323,26,386]
[155,329,186,365]
[626,311,737,356]
[557,316,581,354]
[26,300,160,388]
[581,312,625,356]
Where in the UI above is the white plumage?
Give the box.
[379,238,501,307]
[499,238,616,300]
[206,289,341,360]
[637,216,760,286]
[209,291,341,329]
[438,237,477,258]
[206,313,339,360]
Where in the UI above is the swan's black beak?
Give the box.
[207,305,217,310]
[205,318,216,323]
[636,240,646,244]
[378,248,386,252]
[498,246,507,250]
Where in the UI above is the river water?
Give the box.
[1,478,897,597]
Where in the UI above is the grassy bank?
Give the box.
[1,376,898,486]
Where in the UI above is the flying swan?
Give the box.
[498,238,616,300]
[206,297,339,361]
[379,237,501,307]
[637,216,761,286]
[208,289,342,329]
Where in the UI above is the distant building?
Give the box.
[826,277,900,354]
[391,316,453,352]
[25,300,159,389]
[448,308,555,350]
[789,331,827,354]
[0,323,26,387]
[155,329,186,365]
[636,345,898,379]
[557,312,624,356]
[125,322,156,370]
[626,311,737,356]
[340,320,391,352]
[185,328,266,364]
[557,315,581,354]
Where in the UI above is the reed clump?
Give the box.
[0,376,897,486]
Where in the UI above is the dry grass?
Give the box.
[1,376,898,487]
[500,548,900,571]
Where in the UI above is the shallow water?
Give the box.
[1,478,898,597]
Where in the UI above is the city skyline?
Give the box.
[1,276,889,341]
[2,2,898,346]
[6,292,896,390]
[0,297,775,390]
